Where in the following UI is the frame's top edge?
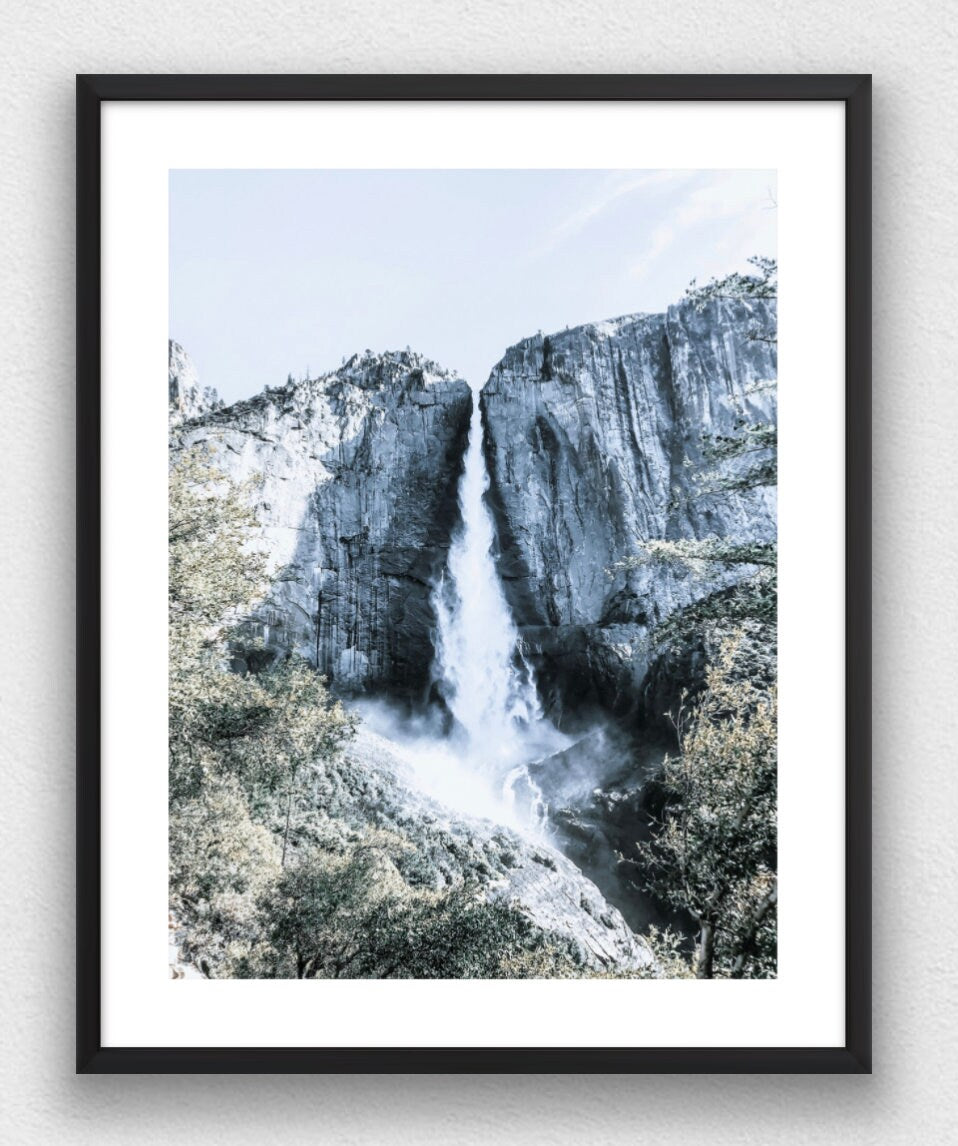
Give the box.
[76,73,871,103]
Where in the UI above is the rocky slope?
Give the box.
[480,298,777,725]
[308,726,654,972]
[170,343,472,697]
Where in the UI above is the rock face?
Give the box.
[171,348,472,698]
[169,340,222,424]
[480,298,777,723]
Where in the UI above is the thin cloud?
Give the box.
[530,170,692,259]
[631,172,775,279]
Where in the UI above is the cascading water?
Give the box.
[433,398,540,749]
[429,392,568,826]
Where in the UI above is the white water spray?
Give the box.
[430,392,568,824]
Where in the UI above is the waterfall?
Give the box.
[430,391,567,823]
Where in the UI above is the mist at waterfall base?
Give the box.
[357,394,574,834]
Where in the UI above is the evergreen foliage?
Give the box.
[639,634,777,978]
[253,847,583,979]
[685,256,778,308]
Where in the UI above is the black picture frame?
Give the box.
[77,73,871,1074]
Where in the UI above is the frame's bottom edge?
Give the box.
[78,1045,870,1074]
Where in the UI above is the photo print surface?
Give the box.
[168,169,778,982]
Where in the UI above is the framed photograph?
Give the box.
[77,74,871,1073]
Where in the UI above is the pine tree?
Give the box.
[639,634,777,978]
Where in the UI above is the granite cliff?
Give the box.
[169,339,223,424]
[170,344,472,698]
[480,297,777,727]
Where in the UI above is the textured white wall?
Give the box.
[2,1,955,1140]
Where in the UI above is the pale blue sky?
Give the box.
[170,169,776,404]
